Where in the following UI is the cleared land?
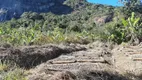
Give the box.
[0,41,142,80]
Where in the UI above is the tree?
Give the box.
[119,0,141,6]
[119,0,142,13]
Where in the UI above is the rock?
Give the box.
[0,0,73,21]
[94,15,113,26]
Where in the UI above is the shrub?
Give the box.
[119,0,142,13]
[3,69,27,80]
[105,12,142,44]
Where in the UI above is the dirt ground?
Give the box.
[1,41,142,80]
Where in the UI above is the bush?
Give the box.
[105,12,142,44]
[3,69,27,80]
[120,0,142,13]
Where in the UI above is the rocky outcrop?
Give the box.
[0,0,73,21]
[94,15,113,26]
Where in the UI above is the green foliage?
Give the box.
[0,61,25,80]
[0,0,142,45]
[0,61,9,71]
[105,12,142,44]
[121,12,142,43]
[34,27,96,45]
[3,69,27,80]
[0,24,97,45]
[0,26,42,46]
[119,0,141,7]
[1,1,142,80]
[0,0,116,46]
[119,0,142,13]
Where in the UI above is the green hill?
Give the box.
[0,0,142,45]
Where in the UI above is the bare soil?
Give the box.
[1,41,142,80]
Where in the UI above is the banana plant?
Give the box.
[121,12,142,44]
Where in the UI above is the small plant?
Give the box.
[3,69,27,80]
[121,12,142,44]
[105,12,142,44]
[0,61,9,71]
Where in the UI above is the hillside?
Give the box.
[0,0,68,21]
[0,0,126,46]
[0,0,116,25]
[1,0,142,80]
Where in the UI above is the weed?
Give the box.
[0,61,9,71]
[3,69,27,80]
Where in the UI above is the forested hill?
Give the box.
[0,0,142,45]
[0,0,117,26]
[0,0,68,21]
[0,0,117,21]
[1,1,142,80]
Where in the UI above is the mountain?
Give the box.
[0,0,73,21]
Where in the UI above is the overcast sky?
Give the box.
[87,0,123,6]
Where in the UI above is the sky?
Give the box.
[87,0,123,6]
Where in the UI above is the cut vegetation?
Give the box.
[1,0,142,80]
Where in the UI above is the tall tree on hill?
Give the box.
[119,0,141,6]
[119,0,142,13]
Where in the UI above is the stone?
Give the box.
[94,15,113,26]
[0,0,73,21]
